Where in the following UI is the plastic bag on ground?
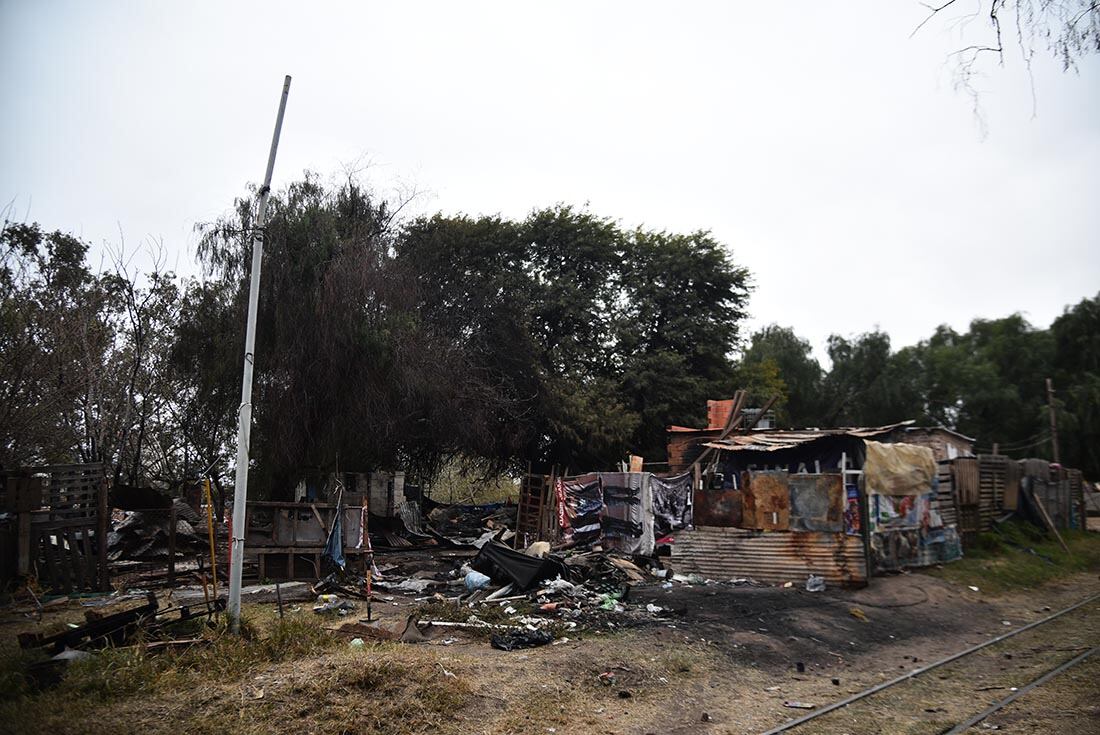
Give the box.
[465,571,491,591]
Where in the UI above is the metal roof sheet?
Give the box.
[902,425,976,443]
[701,421,914,453]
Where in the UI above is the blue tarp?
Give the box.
[322,502,346,570]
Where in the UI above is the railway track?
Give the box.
[761,592,1100,735]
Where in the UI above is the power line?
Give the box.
[974,434,1052,454]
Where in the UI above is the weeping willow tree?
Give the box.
[914,1,1100,128]
[191,175,528,497]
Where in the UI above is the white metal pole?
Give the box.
[228,75,291,632]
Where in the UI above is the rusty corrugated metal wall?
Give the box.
[671,526,868,587]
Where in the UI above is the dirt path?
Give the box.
[382,570,1100,735]
[975,653,1100,734]
[760,593,1100,734]
[5,570,1099,735]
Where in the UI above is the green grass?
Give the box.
[928,521,1100,593]
[430,456,518,504]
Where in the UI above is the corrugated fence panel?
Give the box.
[1068,469,1084,529]
[671,526,867,587]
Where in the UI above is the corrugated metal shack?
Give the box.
[669,420,966,586]
[671,427,880,586]
[880,425,976,462]
[667,419,975,476]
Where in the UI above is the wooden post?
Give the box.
[202,478,218,599]
[1046,378,1060,465]
[539,471,550,542]
[168,504,177,586]
[16,512,31,577]
[97,470,110,591]
[1030,487,1071,556]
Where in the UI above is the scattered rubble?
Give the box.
[173,581,314,606]
[18,590,224,660]
[426,502,516,545]
[490,629,553,651]
[108,498,213,562]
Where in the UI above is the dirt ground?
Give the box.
[5,566,1100,735]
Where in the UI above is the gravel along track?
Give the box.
[762,593,1100,735]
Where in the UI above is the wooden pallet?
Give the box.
[514,471,552,549]
[26,463,110,594]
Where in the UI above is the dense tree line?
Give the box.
[4,176,1096,493]
[735,299,1100,477]
[1,176,751,495]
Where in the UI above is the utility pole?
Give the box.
[228,75,292,632]
[1046,378,1060,465]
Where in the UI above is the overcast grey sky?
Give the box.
[2,1,1098,361]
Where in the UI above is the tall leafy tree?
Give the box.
[1051,293,1100,476]
[919,314,1053,452]
[0,222,110,466]
[617,228,751,458]
[820,330,925,427]
[399,207,752,467]
[735,325,824,427]
[195,175,532,496]
[0,221,184,483]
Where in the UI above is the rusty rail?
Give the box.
[759,591,1100,734]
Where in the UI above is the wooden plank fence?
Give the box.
[25,463,110,594]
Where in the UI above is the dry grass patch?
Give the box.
[197,644,474,735]
[0,613,347,734]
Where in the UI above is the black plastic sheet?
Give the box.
[491,629,554,651]
[471,541,570,590]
